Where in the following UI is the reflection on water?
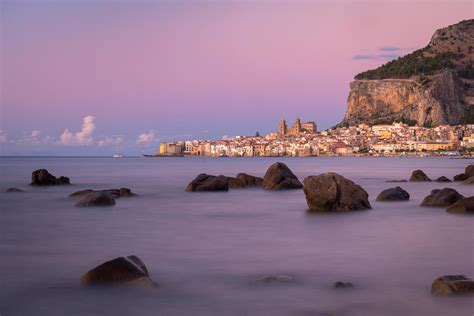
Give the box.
[0,157,473,315]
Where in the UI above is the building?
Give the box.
[279,117,317,135]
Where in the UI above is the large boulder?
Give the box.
[420,188,464,207]
[465,165,474,177]
[453,173,469,181]
[376,187,410,201]
[80,255,157,287]
[409,170,431,182]
[446,197,474,214]
[431,275,474,295]
[303,173,371,212]
[263,162,302,190]
[236,173,263,187]
[463,176,474,184]
[31,169,70,185]
[185,174,229,192]
[75,192,116,207]
[226,177,245,188]
[435,176,451,183]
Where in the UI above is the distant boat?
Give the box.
[113,142,124,158]
[113,154,124,158]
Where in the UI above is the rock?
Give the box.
[420,188,464,207]
[332,281,354,289]
[236,173,263,187]
[6,187,24,193]
[303,173,371,212]
[69,188,136,198]
[376,187,410,201]
[453,173,469,181]
[463,176,474,184]
[431,275,474,295]
[263,162,302,190]
[465,165,474,177]
[31,169,70,185]
[409,170,431,182]
[435,176,452,182]
[75,192,116,207]
[258,274,294,283]
[69,189,95,197]
[80,255,157,287]
[446,197,474,214]
[226,177,245,188]
[119,187,135,197]
[386,180,407,183]
[185,174,229,192]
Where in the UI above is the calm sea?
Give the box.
[0,157,473,316]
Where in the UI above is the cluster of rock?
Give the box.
[409,165,474,184]
[31,169,70,186]
[185,173,264,192]
[70,188,136,207]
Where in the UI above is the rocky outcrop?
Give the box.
[464,176,474,184]
[75,192,116,207]
[80,255,157,287]
[226,177,245,188]
[454,173,469,181]
[236,173,263,187]
[185,174,229,192]
[263,162,302,190]
[332,281,354,289]
[431,275,474,295]
[420,188,464,207]
[376,187,410,201]
[31,169,70,186]
[409,170,431,182]
[435,176,451,182]
[303,173,371,212]
[465,165,474,177]
[340,20,474,127]
[446,197,474,214]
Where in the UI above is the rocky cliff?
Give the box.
[340,19,474,127]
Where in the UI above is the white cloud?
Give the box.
[98,136,123,147]
[136,129,157,145]
[59,115,95,145]
[30,130,41,144]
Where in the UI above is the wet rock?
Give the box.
[227,177,245,188]
[303,173,371,212]
[75,192,116,207]
[463,176,474,184]
[69,189,95,197]
[420,188,464,207]
[185,174,229,192]
[435,176,452,182]
[332,281,354,289]
[236,173,263,187]
[446,197,474,214]
[431,275,474,295]
[263,162,302,190]
[409,170,431,182]
[70,188,136,198]
[258,274,294,283]
[465,165,474,177]
[6,187,24,193]
[453,173,469,181]
[119,187,136,197]
[80,255,157,287]
[376,187,410,201]
[31,169,70,186]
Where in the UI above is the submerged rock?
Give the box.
[386,179,407,183]
[258,274,294,283]
[6,187,24,193]
[431,275,474,295]
[420,188,464,207]
[75,192,116,207]
[376,187,410,201]
[236,173,263,187]
[185,174,229,192]
[409,170,431,182]
[31,169,70,186]
[70,188,136,199]
[303,173,371,212]
[446,197,474,214]
[435,176,452,183]
[332,281,354,289]
[453,173,469,181]
[263,162,302,190]
[80,255,157,287]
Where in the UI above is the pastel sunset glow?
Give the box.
[1,0,472,155]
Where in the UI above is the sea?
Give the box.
[0,157,473,316]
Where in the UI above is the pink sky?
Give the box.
[0,0,472,155]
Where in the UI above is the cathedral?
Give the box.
[279,118,317,135]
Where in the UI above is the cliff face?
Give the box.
[340,19,474,127]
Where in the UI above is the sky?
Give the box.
[0,0,472,156]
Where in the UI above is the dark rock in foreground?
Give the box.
[6,187,24,193]
[463,176,474,184]
[431,275,474,295]
[332,281,354,289]
[446,197,474,214]
[75,192,116,207]
[31,169,70,186]
[376,187,410,201]
[263,162,302,190]
[80,255,157,287]
[409,170,431,182]
[236,173,263,187]
[435,176,451,183]
[420,188,464,207]
[303,173,371,212]
[453,173,469,181]
[185,174,229,192]
[465,164,474,177]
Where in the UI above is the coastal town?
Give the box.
[156,118,474,157]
